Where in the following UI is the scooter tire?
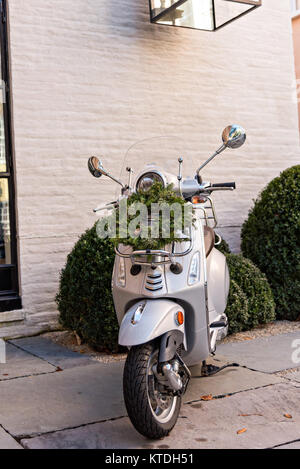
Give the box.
[123,341,181,440]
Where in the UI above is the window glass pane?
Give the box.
[0,0,19,302]
[150,0,179,18]
[0,179,11,265]
[154,0,215,31]
[214,0,253,29]
[0,268,12,291]
[0,106,6,173]
[152,1,256,31]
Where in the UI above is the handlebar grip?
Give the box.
[212,182,236,190]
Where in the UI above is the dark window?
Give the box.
[0,0,21,312]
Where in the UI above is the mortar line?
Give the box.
[184,381,293,405]
[15,414,128,443]
[0,369,60,383]
[238,365,300,388]
[238,364,299,375]
[270,438,300,449]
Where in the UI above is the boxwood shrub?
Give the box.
[56,225,120,352]
[226,254,276,328]
[225,279,249,334]
[241,166,300,320]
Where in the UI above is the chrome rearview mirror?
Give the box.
[88,156,104,178]
[196,124,246,181]
[88,156,125,188]
[222,125,246,149]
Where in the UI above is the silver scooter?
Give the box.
[88,125,246,439]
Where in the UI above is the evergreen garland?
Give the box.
[108,182,193,251]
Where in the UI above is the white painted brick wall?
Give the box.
[1,0,299,336]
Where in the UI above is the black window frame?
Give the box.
[0,0,21,312]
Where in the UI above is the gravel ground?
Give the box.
[44,320,300,362]
[221,320,300,344]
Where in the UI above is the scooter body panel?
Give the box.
[118,299,186,348]
[207,248,230,320]
[113,219,214,366]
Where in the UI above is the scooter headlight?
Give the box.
[188,252,200,286]
[136,172,164,193]
[116,258,126,288]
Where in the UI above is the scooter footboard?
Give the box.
[119,299,186,350]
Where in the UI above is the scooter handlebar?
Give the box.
[211,182,236,190]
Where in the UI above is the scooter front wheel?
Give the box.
[123,341,181,440]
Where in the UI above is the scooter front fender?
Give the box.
[119,299,186,348]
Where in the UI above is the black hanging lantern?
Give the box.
[149,0,262,31]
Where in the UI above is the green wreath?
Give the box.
[106,182,193,251]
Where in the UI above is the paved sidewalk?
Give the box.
[0,332,299,449]
[217,332,300,373]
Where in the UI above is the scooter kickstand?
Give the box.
[200,360,239,378]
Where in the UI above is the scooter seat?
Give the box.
[203,226,215,257]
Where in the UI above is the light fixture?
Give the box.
[116,257,126,288]
[149,0,262,32]
[188,252,200,285]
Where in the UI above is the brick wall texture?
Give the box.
[1,0,299,336]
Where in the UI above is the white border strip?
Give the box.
[291,0,300,17]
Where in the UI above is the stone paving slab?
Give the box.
[0,343,56,381]
[10,337,95,370]
[22,419,300,450]
[1,335,297,448]
[0,362,126,438]
[217,332,300,373]
[0,427,23,450]
[0,348,285,440]
[186,360,284,402]
[21,383,300,449]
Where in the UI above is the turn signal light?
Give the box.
[192,196,206,204]
[176,311,184,326]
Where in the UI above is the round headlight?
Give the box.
[136,172,164,192]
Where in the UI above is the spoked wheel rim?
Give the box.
[146,350,178,424]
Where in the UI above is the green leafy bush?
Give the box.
[214,241,275,333]
[56,225,119,352]
[241,166,300,320]
[226,254,276,329]
[225,279,249,334]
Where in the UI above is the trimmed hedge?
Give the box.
[241,165,300,320]
[215,241,275,331]
[56,225,120,352]
[225,279,249,334]
[226,254,276,329]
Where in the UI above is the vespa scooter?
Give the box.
[88,125,246,439]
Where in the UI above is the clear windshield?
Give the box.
[116,136,191,197]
